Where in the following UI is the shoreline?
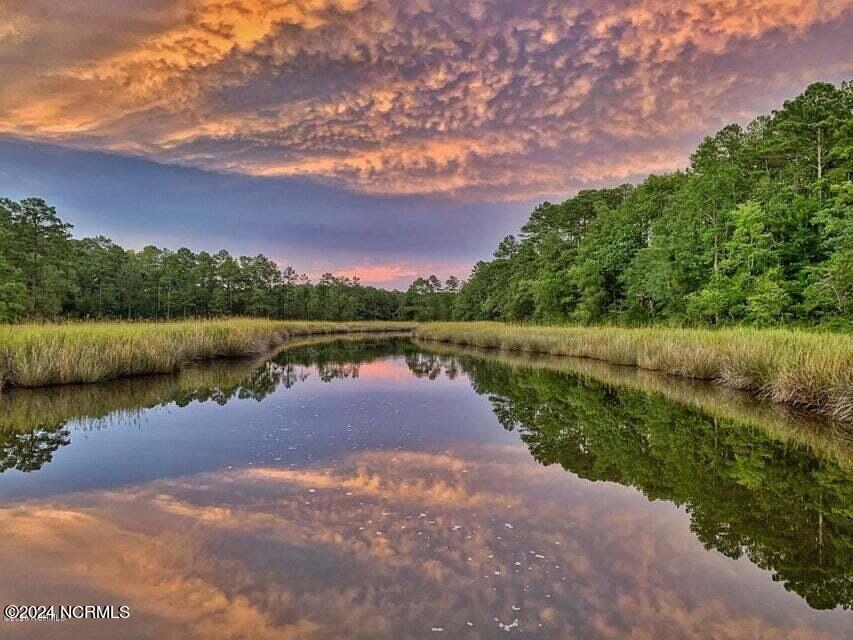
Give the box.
[414,339,853,468]
[414,322,853,425]
[2,319,850,427]
[0,320,415,390]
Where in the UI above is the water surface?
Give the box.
[1,337,851,639]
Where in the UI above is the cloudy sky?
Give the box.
[0,0,851,287]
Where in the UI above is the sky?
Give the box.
[0,1,851,288]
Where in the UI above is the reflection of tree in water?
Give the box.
[0,427,70,473]
[424,353,853,611]
[273,337,415,367]
[0,337,415,475]
[273,337,421,382]
[405,352,460,380]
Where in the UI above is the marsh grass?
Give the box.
[415,322,853,423]
[416,340,853,468]
[0,319,415,388]
[0,331,416,436]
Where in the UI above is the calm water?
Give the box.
[1,336,851,639]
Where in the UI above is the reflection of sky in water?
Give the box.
[0,356,510,500]
[0,351,851,639]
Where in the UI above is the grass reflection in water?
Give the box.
[1,336,851,611]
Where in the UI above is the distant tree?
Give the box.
[761,81,853,185]
[214,250,241,315]
[69,235,128,317]
[1,197,72,316]
[0,209,25,321]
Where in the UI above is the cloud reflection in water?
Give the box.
[0,445,847,639]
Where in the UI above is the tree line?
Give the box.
[0,197,461,322]
[454,81,852,327]
[1,81,849,326]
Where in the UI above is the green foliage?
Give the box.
[0,255,25,322]
[688,201,791,325]
[0,208,25,321]
[0,198,454,322]
[0,197,73,317]
[455,81,853,327]
[804,182,853,323]
[399,275,456,321]
[1,81,848,328]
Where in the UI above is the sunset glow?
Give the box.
[1,0,851,282]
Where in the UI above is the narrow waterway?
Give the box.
[1,336,850,639]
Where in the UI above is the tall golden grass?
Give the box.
[0,319,415,388]
[415,322,853,424]
[0,332,408,432]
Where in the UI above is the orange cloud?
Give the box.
[0,447,847,639]
[0,0,850,199]
[0,506,319,639]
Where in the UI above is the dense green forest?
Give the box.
[0,196,457,322]
[0,81,850,326]
[455,81,852,327]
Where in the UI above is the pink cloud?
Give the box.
[306,261,469,288]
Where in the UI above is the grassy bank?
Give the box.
[0,332,407,432]
[0,320,415,388]
[416,340,853,468]
[415,322,853,423]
